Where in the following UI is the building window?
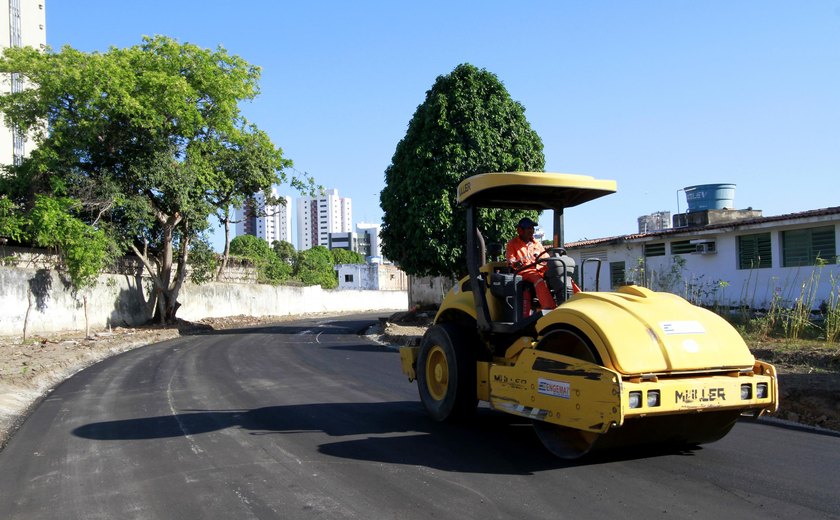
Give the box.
[610,261,625,288]
[670,240,695,255]
[644,243,665,257]
[344,274,354,283]
[782,226,837,267]
[738,233,772,269]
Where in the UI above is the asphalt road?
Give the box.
[0,313,838,519]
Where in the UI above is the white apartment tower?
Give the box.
[0,0,46,167]
[235,187,293,245]
[296,188,352,251]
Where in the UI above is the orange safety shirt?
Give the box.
[506,236,546,271]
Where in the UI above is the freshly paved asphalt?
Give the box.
[0,313,838,519]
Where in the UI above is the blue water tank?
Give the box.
[684,183,736,212]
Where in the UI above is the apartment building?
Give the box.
[0,0,46,167]
[296,188,352,251]
[235,188,293,245]
[328,222,382,261]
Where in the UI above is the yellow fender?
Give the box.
[536,286,756,374]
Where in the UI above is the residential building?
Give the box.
[0,0,46,168]
[565,206,840,311]
[328,222,382,261]
[296,188,352,251]
[327,231,366,255]
[235,188,292,245]
[335,262,407,291]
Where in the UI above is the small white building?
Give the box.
[565,207,840,311]
[335,263,407,291]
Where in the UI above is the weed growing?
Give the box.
[634,255,840,345]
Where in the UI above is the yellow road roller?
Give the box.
[399,171,778,458]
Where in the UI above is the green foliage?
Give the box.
[187,237,218,284]
[260,257,292,285]
[28,195,113,289]
[272,239,297,265]
[0,37,298,322]
[331,248,365,265]
[294,246,337,289]
[230,234,273,259]
[823,272,840,343]
[230,234,290,284]
[380,63,544,276]
[0,196,28,243]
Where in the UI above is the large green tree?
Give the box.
[380,63,545,277]
[0,36,300,323]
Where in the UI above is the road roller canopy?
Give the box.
[456,171,617,210]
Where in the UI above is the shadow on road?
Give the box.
[72,401,699,473]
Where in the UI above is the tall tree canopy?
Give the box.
[379,63,545,277]
[272,239,297,266]
[229,234,291,284]
[294,246,338,289]
[331,248,365,265]
[0,36,301,323]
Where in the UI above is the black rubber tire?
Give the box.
[416,322,478,422]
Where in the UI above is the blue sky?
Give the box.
[47,1,840,251]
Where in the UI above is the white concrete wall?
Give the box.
[0,267,407,337]
[0,268,153,336]
[176,282,407,321]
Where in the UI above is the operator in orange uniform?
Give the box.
[506,217,557,311]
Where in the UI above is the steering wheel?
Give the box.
[513,250,550,274]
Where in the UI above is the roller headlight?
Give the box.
[629,391,642,409]
[756,383,769,399]
[741,384,752,400]
[647,390,661,407]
